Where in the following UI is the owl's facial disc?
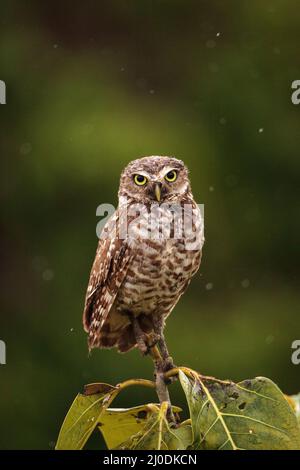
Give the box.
[119,156,191,203]
[131,167,188,202]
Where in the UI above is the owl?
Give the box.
[83,156,204,371]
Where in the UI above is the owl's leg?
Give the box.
[148,342,176,424]
[131,315,175,423]
[130,314,159,355]
[131,316,148,355]
[154,315,176,373]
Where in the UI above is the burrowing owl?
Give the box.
[83,156,204,370]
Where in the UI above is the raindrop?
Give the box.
[241,279,250,288]
[42,269,54,281]
[205,282,213,291]
[20,142,32,155]
[209,62,219,73]
[265,335,275,345]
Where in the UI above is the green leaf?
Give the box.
[98,404,158,449]
[172,420,193,449]
[179,370,300,450]
[116,402,192,450]
[55,382,118,450]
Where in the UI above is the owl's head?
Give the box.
[118,156,191,204]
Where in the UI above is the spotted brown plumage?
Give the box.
[83,156,204,357]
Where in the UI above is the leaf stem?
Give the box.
[165,366,232,385]
[117,378,155,390]
[164,366,196,380]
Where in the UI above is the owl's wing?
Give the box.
[82,210,132,349]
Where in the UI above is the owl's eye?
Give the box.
[165,170,177,182]
[134,174,148,186]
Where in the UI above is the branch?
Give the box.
[148,345,175,424]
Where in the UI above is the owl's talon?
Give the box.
[135,334,149,356]
[138,340,149,356]
[138,332,161,356]
[136,333,162,356]
[147,332,161,349]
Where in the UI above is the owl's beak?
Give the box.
[154,183,161,202]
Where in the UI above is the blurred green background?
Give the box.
[0,0,299,449]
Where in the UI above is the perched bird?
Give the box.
[83,156,204,372]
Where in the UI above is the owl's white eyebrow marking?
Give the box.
[159,167,178,178]
[132,171,151,178]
